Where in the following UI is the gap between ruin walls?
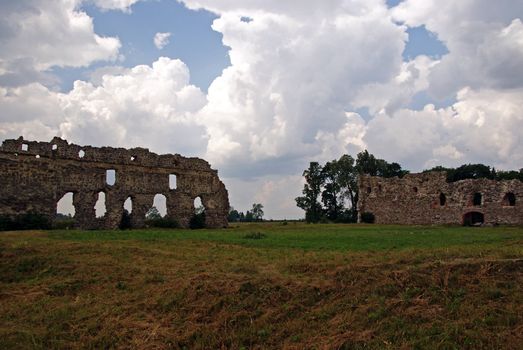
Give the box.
[0,137,230,229]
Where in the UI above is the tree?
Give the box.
[321,160,343,221]
[295,162,324,223]
[356,150,408,178]
[228,207,240,222]
[448,163,494,182]
[195,205,205,215]
[251,203,264,221]
[119,209,132,230]
[244,210,254,222]
[145,206,162,220]
[334,154,359,222]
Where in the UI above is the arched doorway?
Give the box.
[463,211,484,226]
[56,192,76,228]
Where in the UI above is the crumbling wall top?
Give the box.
[0,136,213,172]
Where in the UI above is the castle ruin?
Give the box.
[358,171,522,225]
[0,137,229,229]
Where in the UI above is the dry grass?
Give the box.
[1,224,522,349]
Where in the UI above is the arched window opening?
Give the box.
[473,193,482,206]
[94,192,107,218]
[463,212,484,226]
[52,144,58,151]
[503,192,516,207]
[130,156,136,161]
[413,187,418,193]
[169,174,177,190]
[35,155,40,159]
[57,192,75,218]
[106,169,116,186]
[367,187,372,194]
[190,196,206,229]
[378,184,383,193]
[21,143,28,151]
[194,197,204,214]
[439,193,447,206]
[124,196,133,213]
[78,150,85,158]
[145,194,167,221]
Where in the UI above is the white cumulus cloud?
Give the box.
[154,32,172,50]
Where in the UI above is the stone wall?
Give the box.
[358,171,523,225]
[0,137,229,229]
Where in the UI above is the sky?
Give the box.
[1,0,523,219]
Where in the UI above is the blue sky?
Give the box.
[1,0,522,218]
[54,0,230,92]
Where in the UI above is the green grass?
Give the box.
[1,223,522,349]
[49,223,523,251]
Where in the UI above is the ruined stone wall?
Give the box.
[0,137,229,229]
[358,172,523,225]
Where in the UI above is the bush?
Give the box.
[52,219,75,230]
[145,217,179,228]
[335,209,358,223]
[360,212,375,224]
[243,232,267,239]
[189,212,206,229]
[119,210,132,230]
[0,212,52,231]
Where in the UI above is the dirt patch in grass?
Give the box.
[0,226,522,349]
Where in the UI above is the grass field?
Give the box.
[1,223,522,349]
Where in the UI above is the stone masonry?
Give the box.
[358,171,523,225]
[0,137,229,229]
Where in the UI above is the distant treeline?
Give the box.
[424,164,523,182]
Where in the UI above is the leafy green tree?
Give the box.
[335,154,359,222]
[321,160,343,221]
[295,162,324,223]
[195,205,205,215]
[145,206,162,220]
[244,210,254,222]
[227,207,240,222]
[448,164,494,182]
[356,150,408,178]
[251,203,264,221]
[119,209,132,230]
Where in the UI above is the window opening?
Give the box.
[57,192,75,218]
[503,192,516,207]
[106,169,116,186]
[21,144,28,151]
[94,192,107,218]
[124,196,133,213]
[473,193,482,206]
[169,174,177,190]
[145,195,166,220]
[439,193,446,206]
[79,150,85,158]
